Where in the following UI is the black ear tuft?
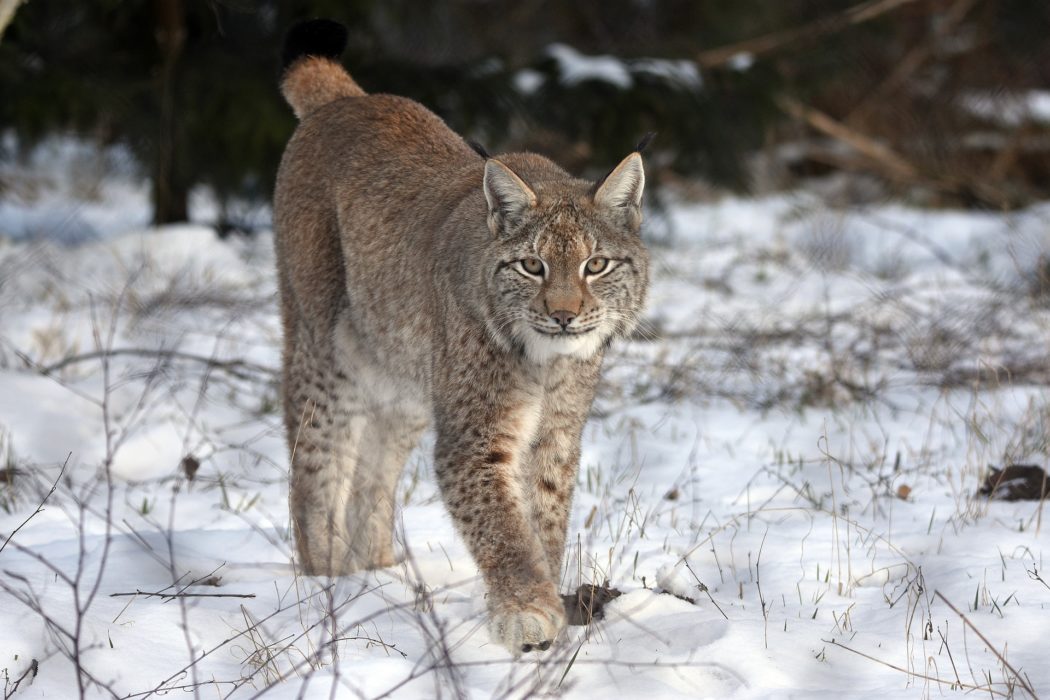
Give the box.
[592,133,656,195]
[466,139,491,160]
[282,19,349,71]
[635,132,657,154]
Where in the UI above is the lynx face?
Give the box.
[483,158,650,364]
[277,17,653,654]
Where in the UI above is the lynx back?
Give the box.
[274,19,650,655]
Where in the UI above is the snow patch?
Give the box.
[959,89,1050,126]
[513,68,545,94]
[547,44,633,89]
[632,57,702,88]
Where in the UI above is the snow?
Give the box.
[631,58,702,89]
[727,52,755,72]
[0,134,249,242]
[959,90,1050,126]
[547,44,634,89]
[1,159,1049,698]
[513,68,545,95]
[542,45,704,92]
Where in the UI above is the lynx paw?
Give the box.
[488,591,566,655]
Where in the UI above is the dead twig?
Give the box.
[684,562,729,620]
[776,95,918,180]
[778,94,1014,206]
[39,348,276,382]
[934,590,1040,699]
[697,0,923,68]
[109,590,257,600]
[1027,568,1050,592]
[0,455,68,556]
[848,0,980,119]
[3,658,38,699]
[823,637,1011,696]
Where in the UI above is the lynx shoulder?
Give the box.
[273,19,650,655]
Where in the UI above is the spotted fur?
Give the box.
[274,20,650,655]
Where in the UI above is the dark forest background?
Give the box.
[1,0,1048,227]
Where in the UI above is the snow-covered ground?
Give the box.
[1,155,1049,699]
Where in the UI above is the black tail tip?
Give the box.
[282,19,348,71]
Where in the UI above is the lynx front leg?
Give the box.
[435,430,565,653]
[433,365,564,654]
[529,358,601,580]
[528,424,584,582]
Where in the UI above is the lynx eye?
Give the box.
[521,257,545,276]
[585,257,609,275]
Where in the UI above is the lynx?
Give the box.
[274,19,650,655]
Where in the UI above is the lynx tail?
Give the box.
[280,19,365,119]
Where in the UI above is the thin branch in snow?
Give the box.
[109,589,257,600]
[0,454,67,555]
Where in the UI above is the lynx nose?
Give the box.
[549,310,576,329]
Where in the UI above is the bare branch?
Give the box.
[39,347,276,382]
[697,0,924,68]
[108,590,257,600]
[935,590,1040,699]
[0,456,68,555]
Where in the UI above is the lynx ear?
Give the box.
[483,160,536,235]
[593,152,645,230]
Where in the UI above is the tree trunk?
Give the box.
[152,0,187,224]
[152,176,189,225]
